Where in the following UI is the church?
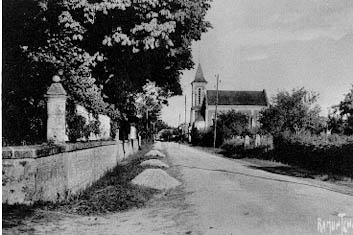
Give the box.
[190,64,269,129]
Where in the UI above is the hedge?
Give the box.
[274,133,353,177]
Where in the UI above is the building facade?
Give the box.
[190,64,269,129]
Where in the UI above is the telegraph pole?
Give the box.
[213,74,219,149]
[184,95,187,124]
[178,113,181,127]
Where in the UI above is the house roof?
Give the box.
[192,63,207,83]
[206,90,268,106]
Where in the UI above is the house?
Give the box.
[190,64,269,129]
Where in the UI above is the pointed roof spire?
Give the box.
[192,63,207,83]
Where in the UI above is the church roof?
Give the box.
[192,64,207,83]
[207,90,268,106]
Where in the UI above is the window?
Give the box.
[197,88,202,105]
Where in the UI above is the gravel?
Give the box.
[152,142,163,150]
[144,149,166,158]
[131,169,181,190]
[140,159,169,168]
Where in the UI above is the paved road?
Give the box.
[5,142,353,235]
[164,142,353,235]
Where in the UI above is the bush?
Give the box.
[218,110,250,138]
[159,129,174,141]
[67,112,101,142]
[274,132,353,177]
[221,138,244,155]
[83,119,100,139]
[67,114,86,142]
[191,127,223,147]
[110,120,119,139]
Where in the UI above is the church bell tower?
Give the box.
[190,63,207,125]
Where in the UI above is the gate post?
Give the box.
[45,74,67,143]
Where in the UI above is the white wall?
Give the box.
[205,105,267,127]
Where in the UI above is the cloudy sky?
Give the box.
[162,0,353,127]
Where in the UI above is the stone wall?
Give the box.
[2,140,139,205]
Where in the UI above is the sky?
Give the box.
[162,0,353,127]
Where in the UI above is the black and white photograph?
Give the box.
[2,0,353,234]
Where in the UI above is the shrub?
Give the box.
[218,110,249,138]
[159,129,174,141]
[191,127,224,147]
[110,120,119,139]
[83,119,100,139]
[67,114,86,142]
[221,138,245,155]
[67,112,101,142]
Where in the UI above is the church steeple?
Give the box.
[190,63,207,125]
[192,63,207,83]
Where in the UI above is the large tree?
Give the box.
[3,0,212,144]
[259,88,322,135]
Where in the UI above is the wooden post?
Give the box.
[213,74,219,149]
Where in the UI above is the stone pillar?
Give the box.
[115,129,120,141]
[45,75,67,143]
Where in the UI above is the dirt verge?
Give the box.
[3,142,159,228]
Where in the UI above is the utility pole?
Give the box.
[178,113,181,127]
[146,109,149,140]
[146,109,148,130]
[184,95,187,124]
[213,74,219,149]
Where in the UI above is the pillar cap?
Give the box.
[52,75,61,83]
[46,75,67,96]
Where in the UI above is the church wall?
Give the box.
[193,85,206,106]
[205,105,266,128]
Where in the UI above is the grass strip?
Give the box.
[3,142,159,228]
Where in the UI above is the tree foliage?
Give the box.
[134,80,168,135]
[328,85,353,135]
[3,0,212,144]
[259,88,322,135]
[218,110,249,137]
[154,120,171,133]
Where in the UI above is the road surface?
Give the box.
[5,142,353,235]
[164,142,353,235]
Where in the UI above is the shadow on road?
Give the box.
[248,165,316,179]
